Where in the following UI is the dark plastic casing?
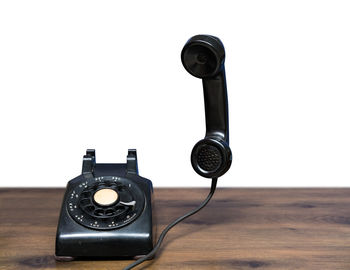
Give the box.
[181,35,232,178]
[55,149,154,259]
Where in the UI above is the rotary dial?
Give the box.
[67,176,145,230]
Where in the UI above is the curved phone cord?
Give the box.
[123,178,218,270]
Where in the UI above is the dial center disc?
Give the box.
[93,188,118,206]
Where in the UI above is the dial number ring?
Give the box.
[67,176,145,230]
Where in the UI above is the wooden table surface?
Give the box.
[1,188,350,270]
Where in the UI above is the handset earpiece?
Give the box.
[181,35,232,178]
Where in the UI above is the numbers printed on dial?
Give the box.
[67,176,145,230]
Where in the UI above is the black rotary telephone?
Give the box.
[55,34,232,269]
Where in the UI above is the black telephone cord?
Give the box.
[123,178,218,270]
[123,177,218,270]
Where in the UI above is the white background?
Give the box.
[0,0,349,187]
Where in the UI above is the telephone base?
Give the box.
[55,149,155,259]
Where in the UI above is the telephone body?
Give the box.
[55,149,154,260]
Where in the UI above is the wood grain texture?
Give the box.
[1,188,350,269]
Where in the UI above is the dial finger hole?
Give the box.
[115,205,125,211]
[85,205,95,212]
[105,209,115,216]
[94,209,104,216]
[81,192,91,198]
[120,193,132,202]
[117,186,126,192]
[80,198,91,206]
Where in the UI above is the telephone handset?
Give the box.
[55,35,232,269]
